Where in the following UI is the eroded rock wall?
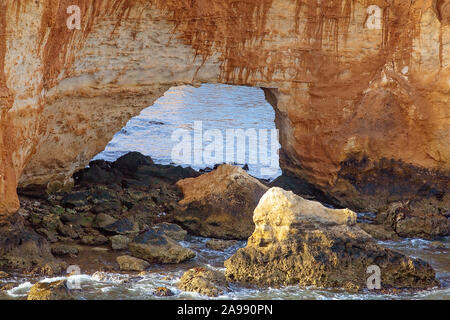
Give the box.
[0,0,449,216]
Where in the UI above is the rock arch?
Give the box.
[0,0,449,217]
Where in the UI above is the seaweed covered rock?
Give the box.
[175,165,268,239]
[225,188,439,291]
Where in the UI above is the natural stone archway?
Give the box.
[1,0,449,217]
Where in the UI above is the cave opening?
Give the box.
[91,84,282,181]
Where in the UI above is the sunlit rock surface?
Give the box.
[224,188,439,290]
[0,0,449,219]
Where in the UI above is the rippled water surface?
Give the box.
[93,84,281,179]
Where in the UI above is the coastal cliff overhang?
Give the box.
[0,0,449,215]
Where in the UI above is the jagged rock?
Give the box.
[51,244,79,257]
[152,223,188,241]
[27,280,73,300]
[36,228,58,243]
[74,160,122,186]
[153,287,174,297]
[430,241,446,249]
[0,271,9,279]
[205,239,238,251]
[378,202,450,239]
[90,188,122,214]
[175,165,268,239]
[94,213,117,229]
[116,255,150,272]
[1,283,16,291]
[128,229,195,264]
[110,235,131,250]
[0,215,64,274]
[357,223,401,241]
[112,152,154,176]
[59,211,75,224]
[57,223,80,239]
[225,188,439,291]
[61,192,89,209]
[40,214,60,233]
[102,217,139,235]
[81,234,109,246]
[134,164,200,185]
[178,267,227,297]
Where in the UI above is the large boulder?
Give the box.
[0,214,65,275]
[112,152,154,177]
[175,165,268,239]
[225,188,439,291]
[128,229,195,264]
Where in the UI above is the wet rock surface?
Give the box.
[152,223,188,241]
[51,244,79,257]
[205,239,238,251]
[178,267,228,297]
[117,255,150,272]
[225,188,439,291]
[128,229,195,264]
[175,165,268,240]
[27,280,73,300]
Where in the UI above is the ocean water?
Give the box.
[93,84,282,180]
[1,236,449,300]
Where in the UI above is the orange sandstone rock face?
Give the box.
[0,1,449,216]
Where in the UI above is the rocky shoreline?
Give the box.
[0,152,448,299]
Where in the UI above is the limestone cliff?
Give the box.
[0,0,449,217]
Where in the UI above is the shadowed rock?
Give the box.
[175,165,268,240]
[0,214,65,275]
[128,229,195,264]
